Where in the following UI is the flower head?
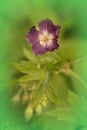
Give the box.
[26,19,61,55]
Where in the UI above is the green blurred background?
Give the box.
[0,0,87,130]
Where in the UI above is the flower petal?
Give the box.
[39,19,55,33]
[26,26,39,45]
[47,40,59,51]
[32,43,47,55]
[54,25,61,37]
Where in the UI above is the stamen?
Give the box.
[39,32,53,46]
[43,36,49,42]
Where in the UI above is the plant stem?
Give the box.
[61,68,87,90]
[17,87,22,96]
[53,52,61,60]
[42,72,49,91]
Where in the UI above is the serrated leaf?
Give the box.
[23,47,39,63]
[14,62,37,74]
[18,70,46,82]
[44,90,80,123]
[44,106,71,117]
[44,107,77,123]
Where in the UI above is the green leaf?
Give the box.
[46,87,65,105]
[46,74,68,104]
[44,106,77,124]
[38,52,58,63]
[56,40,87,66]
[23,47,39,63]
[44,90,80,123]
[74,48,87,63]
[57,43,79,63]
[32,84,44,106]
[67,90,81,108]
[14,62,37,74]
[18,70,46,82]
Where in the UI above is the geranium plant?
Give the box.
[12,19,87,122]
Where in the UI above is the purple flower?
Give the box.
[26,19,61,55]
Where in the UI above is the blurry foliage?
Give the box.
[12,41,87,123]
[0,0,87,130]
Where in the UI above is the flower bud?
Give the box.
[35,103,42,115]
[44,96,47,100]
[25,104,33,121]
[12,95,20,104]
[41,100,47,108]
[22,93,29,104]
